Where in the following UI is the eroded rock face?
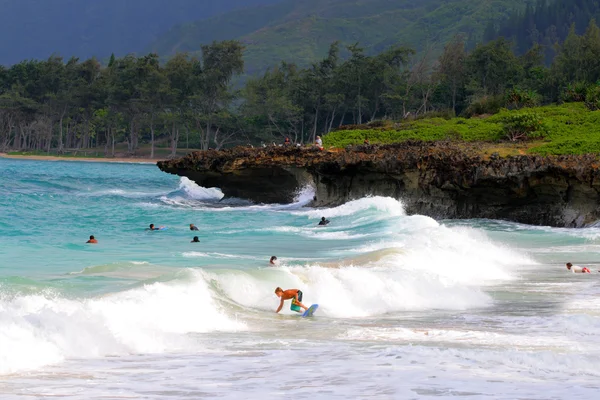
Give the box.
[156,143,600,227]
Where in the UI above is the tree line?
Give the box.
[2,19,600,155]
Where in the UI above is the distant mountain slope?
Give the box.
[0,0,282,65]
[150,0,527,75]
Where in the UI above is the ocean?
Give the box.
[1,158,599,399]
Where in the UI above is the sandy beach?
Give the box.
[0,153,162,164]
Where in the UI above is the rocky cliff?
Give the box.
[156,143,600,227]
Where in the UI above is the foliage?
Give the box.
[561,81,589,103]
[0,42,245,155]
[585,85,600,111]
[495,110,548,141]
[325,103,600,156]
[463,95,506,117]
[505,88,541,109]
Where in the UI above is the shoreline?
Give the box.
[0,153,161,164]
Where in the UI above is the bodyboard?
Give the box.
[302,304,319,317]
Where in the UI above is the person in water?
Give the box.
[191,236,200,243]
[148,224,164,231]
[274,287,308,313]
[318,217,330,226]
[86,235,98,244]
[566,262,591,273]
[270,256,278,265]
[190,224,199,231]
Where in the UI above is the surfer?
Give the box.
[566,262,591,273]
[270,256,278,265]
[318,217,330,226]
[147,224,164,231]
[86,235,98,244]
[191,236,200,243]
[274,287,308,313]
[190,224,199,231]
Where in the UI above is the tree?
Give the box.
[437,35,467,113]
[193,40,244,150]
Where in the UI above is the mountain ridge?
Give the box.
[150,0,528,75]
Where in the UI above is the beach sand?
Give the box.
[0,153,162,164]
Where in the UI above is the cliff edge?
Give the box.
[157,143,600,227]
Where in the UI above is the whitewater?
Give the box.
[1,158,599,399]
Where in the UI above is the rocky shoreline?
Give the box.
[157,143,600,228]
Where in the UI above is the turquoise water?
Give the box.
[1,158,600,399]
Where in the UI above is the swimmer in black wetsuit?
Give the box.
[191,236,200,243]
[318,217,330,226]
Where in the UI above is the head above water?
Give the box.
[89,235,95,240]
[270,256,278,264]
[275,287,283,296]
[321,217,326,221]
[192,236,200,242]
[149,224,155,229]
[566,262,573,270]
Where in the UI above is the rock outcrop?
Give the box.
[157,143,600,227]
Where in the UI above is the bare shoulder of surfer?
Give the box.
[86,235,98,244]
[566,262,591,273]
[274,287,308,313]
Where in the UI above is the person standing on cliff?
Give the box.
[315,136,323,150]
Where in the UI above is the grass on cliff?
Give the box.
[323,103,600,156]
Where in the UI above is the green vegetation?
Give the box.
[3,1,600,158]
[151,0,527,75]
[324,103,600,156]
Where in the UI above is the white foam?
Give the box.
[0,275,245,375]
[293,196,405,219]
[177,177,224,200]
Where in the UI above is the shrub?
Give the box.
[463,95,505,117]
[505,88,541,109]
[585,85,600,111]
[561,81,588,103]
[498,110,548,141]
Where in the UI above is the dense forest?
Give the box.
[491,0,600,62]
[3,17,600,156]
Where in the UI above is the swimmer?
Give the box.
[147,224,164,231]
[566,262,591,273]
[274,287,308,313]
[270,256,278,265]
[86,235,98,244]
[190,224,199,231]
[318,217,330,226]
[191,236,200,243]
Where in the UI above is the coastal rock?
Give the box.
[157,143,600,227]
